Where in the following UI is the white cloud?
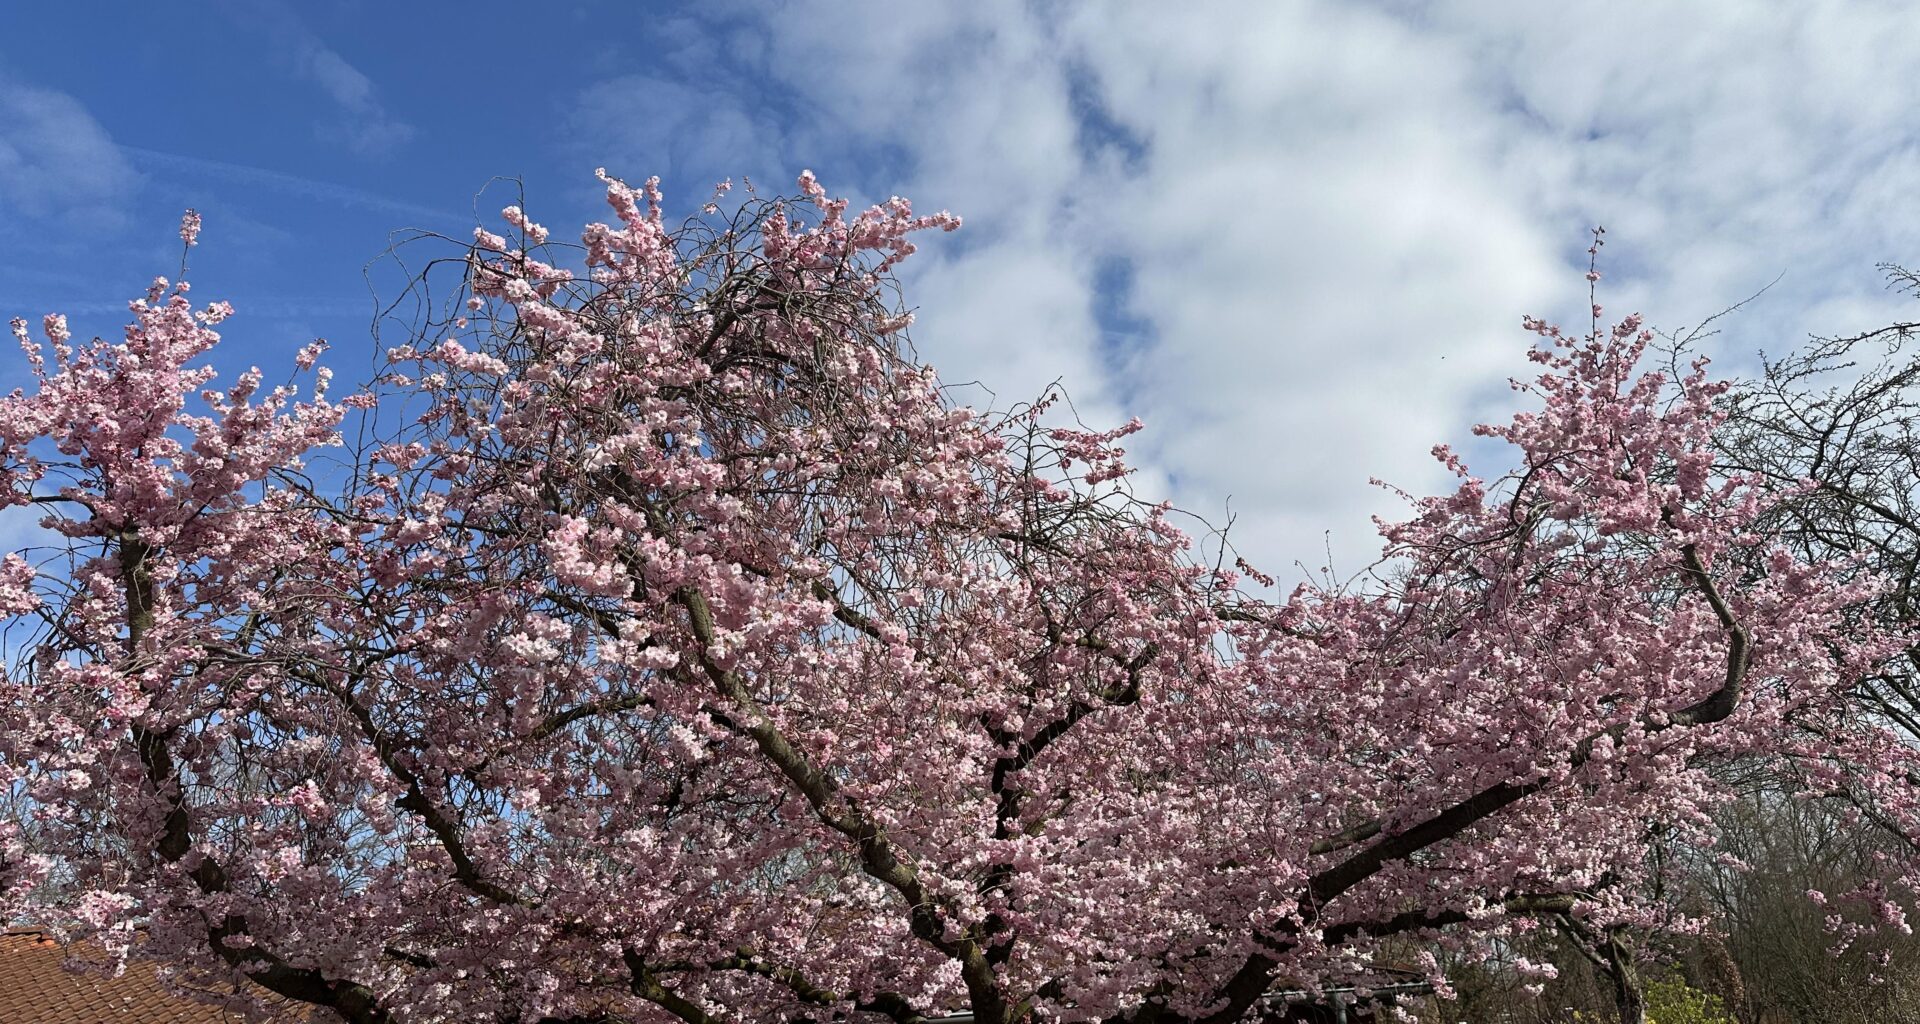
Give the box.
[0,84,140,229]
[569,74,785,190]
[597,0,1920,582]
[229,0,414,157]
[1058,4,1568,577]
[1430,1,1920,335]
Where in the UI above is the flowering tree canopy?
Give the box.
[3,177,1919,1024]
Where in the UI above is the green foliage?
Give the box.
[1565,976,1734,1024]
[1644,975,1737,1024]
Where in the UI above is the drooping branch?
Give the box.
[120,536,400,1024]
[672,582,1014,1024]
[1198,525,1761,1022]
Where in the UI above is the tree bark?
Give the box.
[1604,929,1647,1024]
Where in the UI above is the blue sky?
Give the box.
[1,3,735,325]
[4,1,1919,578]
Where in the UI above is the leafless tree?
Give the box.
[1718,263,1920,736]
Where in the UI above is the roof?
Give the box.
[0,927,311,1024]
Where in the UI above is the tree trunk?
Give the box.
[1604,929,1647,1024]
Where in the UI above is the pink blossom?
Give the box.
[1,179,1912,1024]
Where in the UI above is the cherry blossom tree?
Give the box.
[3,178,1918,1024]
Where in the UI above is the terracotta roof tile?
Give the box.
[0,928,315,1024]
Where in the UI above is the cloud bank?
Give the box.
[573,0,1920,581]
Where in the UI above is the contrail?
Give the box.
[119,145,463,227]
